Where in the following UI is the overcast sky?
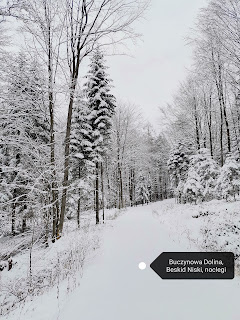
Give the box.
[105,0,208,132]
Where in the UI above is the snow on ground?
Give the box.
[0,208,125,318]
[2,199,240,320]
[151,198,240,269]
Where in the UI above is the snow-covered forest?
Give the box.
[165,0,240,205]
[1,0,240,319]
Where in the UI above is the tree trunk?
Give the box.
[220,106,224,166]
[12,201,16,236]
[106,162,111,209]
[44,11,59,242]
[219,68,231,153]
[193,96,200,150]
[214,59,230,163]
[117,164,123,209]
[44,209,49,248]
[230,97,240,158]
[214,76,224,166]
[159,173,163,200]
[208,94,213,157]
[77,166,81,228]
[95,161,100,224]
[204,92,213,157]
[21,204,27,233]
[129,168,133,207]
[77,198,81,228]
[221,93,231,153]
[58,84,76,236]
[22,217,26,233]
[101,162,105,223]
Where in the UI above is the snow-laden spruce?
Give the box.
[83,48,116,224]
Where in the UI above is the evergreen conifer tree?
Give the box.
[167,141,194,202]
[84,48,116,223]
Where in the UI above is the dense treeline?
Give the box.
[165,0,240,203]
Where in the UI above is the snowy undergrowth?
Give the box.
[0,212,105,316]
[152,198,240,273]
[0,226,98,316]
[0,207,123,318]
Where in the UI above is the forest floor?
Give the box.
[2,199,240,320]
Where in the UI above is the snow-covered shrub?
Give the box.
[216,154,240,201]
[192,209,215,218]
[199,210,240,268]
[190,148,220,201]
[183,167,203,204]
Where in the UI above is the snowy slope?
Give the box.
[4,199,240,320]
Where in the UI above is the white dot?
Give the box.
[138,262,146,270]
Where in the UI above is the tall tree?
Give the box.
[84,48,116,224]
[21,0,64,241]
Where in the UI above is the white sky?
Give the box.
[105,0,208,132]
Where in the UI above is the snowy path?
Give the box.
[59,203,240,320]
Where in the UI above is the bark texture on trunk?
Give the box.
[95,161,100,224]
[101,162,105,223]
